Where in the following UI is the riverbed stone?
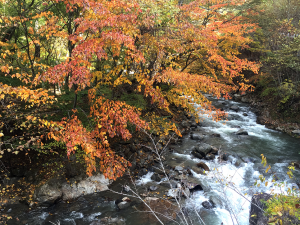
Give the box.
[235,129,248,135]
[249,193,272,225]
[292,130,300,135]
[175,166,183,171]
[230,105,239,112]
[196,162,210,171]
[205,153,215,160]
[191,150,204,159]
[191,133,204,140]
[191,166,205,175]
[202,201,214,209]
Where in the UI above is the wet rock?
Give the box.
[202,201,214,209]
[181,120,190,128]
[61,174,109,201]
[243,113,248,116]
[249,193,272,225]
[221,153,229,161]
[233,94,242,101]
[234,159,243,167]
[33,178,63,205]
[117,201,131,210]
[242,157,256,163]
[116,197,131,210]
[191,166,205,175]
[209,196,223,208]
[181,180,203,192]
[235,129,248,135]
[241,97,250,103]
[149,186,158,191]
[151,173,161,182]
[160,180,178,188]
[197,143,213,155]
[196,162,210,171]
[92,217,126,225]
[175,166,183,172]
[210,146,219,155]
[292,130,300,135]
[191,122,198,128]
[205,153,215,160]
[174,174,189,181]
[230,105,239,112]
[190,133,204,140]
[191,150,204,159]
[211,133,221,138]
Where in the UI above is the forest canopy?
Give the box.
[0,0,260,180]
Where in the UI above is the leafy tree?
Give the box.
[0,0,260,180]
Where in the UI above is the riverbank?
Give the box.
[230,92,300,137]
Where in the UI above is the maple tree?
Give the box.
[0,0,260,180]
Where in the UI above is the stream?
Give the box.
[5,95,300,225]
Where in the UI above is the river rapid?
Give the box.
[5,95,300,225]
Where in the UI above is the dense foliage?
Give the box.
[0,0,260,180]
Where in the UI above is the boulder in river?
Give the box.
[202,200,215,209]
[181,180,203,192]
[292,130,300,135]
[230,105,239,112]
[196,162,210,171]
[205,153,215,160]
[249,193,272,225]
[190,133,204,140]
[235,129,248,135]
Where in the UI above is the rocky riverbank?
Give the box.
[230,93,300,137]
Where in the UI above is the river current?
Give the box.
[5,95,300,225]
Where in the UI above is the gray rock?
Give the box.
[292,130,300,135]
[149,186,158,191]
[205,153,215,160]
[61,174,109,201]
[242,157,256,163]
[175,166,183,171]
[249,193,272,225]
[241,97,250,103]
[151,173,161,182]
[160,180,178,188]
[197,143,213,155]
[33,178,63,205]
[181,180,203,192]
[209,196,223,208]
[190,133,204,140]
[202,201,214,209]
[191,166,205,175]
[233,94,242,101]
[191,150,204,159]
[181,121,190,128]
[230,105,239,112]
[117,201,131,210]
[211,133,221,138]
[235,129,248,135]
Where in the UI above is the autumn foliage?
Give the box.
[0,0,260,180]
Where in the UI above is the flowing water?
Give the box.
[5,96,300,225]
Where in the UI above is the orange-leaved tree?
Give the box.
[0,0,260,180]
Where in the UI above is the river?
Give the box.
[5,95,300,225]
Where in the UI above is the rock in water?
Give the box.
[235,129,248,135]
[249,193,272,225]
[230,105,239,112]
[202,201,214,209]
[196,162,210,171]
[190,133,204,140]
